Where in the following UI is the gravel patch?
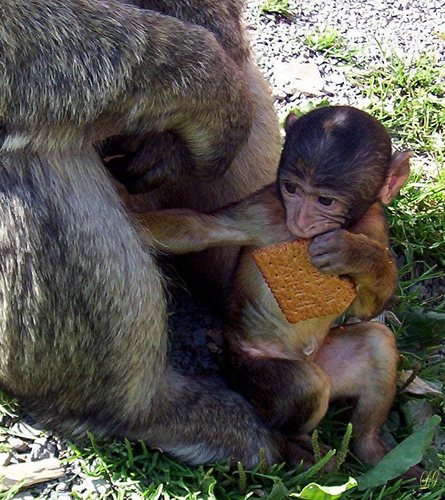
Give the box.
[245,0,444,119]
[1,1,443,497]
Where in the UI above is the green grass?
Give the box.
[65,436,340,499]
[304,27,359,62]
[354,52,445,311]
[261,0,292,18]
[355,52,445,165]
[388,174,445,310]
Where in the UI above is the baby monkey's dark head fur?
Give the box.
[278,106,394,226]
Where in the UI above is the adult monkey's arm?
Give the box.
[0,0,252,177]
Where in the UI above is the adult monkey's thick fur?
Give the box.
[0,1,285,465]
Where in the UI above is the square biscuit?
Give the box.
[252,240,356,323]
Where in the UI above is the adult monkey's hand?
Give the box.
[0,0,253,179]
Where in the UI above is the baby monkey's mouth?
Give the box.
[286,219,342,239]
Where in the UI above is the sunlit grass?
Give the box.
[355,53,445,311]
[355,53,445,169]
[305,27,360,62]
[261,0,291,18]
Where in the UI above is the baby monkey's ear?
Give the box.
[284,113,299,134]
[379,151,413,205]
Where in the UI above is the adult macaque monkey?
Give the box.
[0,0,310,468]
[139,106,412,465]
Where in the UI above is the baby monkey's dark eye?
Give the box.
[284,182,297,194]
[318,196,334,206]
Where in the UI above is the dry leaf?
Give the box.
[0,458,64,492]
[398,370,443,395]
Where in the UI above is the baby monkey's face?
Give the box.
[277,106,411,239]
[279,172,349,239]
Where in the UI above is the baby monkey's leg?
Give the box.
[315,322,398,464]
[225,340,331,435]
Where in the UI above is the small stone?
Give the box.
[328,71,346,85]
[9,422,42,440]
[72,482,87,495]
[55,481,68,491]
[274,61,325,96]
[272,87,288,100]
[9,437,31,453]
[82,477,111,496]
[0,452,11,467]
[11,493,35,500]
[30,438,55,461]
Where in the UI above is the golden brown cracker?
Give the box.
[253,240,356,323]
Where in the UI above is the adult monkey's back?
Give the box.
[0,0,289,466]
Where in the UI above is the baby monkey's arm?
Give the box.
[136,184,288,253]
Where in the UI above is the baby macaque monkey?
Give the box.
[136,106,411,466]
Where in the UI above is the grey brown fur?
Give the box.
[1,0,251,174]
[0,0,289,466]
